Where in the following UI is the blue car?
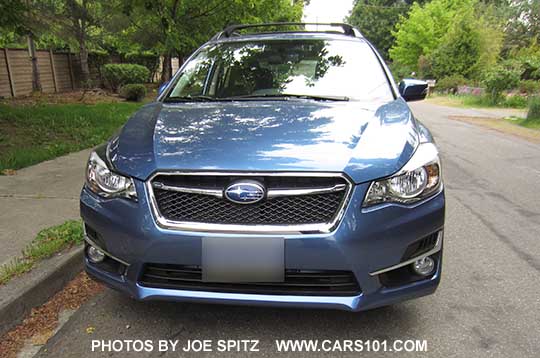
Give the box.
[82,23,444,311]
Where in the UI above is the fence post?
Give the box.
[67,52,75,90]
[3,48,16,97]
[49,49,58,93]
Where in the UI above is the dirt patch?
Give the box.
[0,272,104,358]
[0,89,123,106]
[1,83,158,106]
[449,115,540,144]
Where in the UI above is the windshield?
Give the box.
[165,39,394,102]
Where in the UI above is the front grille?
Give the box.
[154,190,344,225]
[139,264,361,296]
[150,174,350,227]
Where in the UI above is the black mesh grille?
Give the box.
[139,264,361,296]
[402,232,439,260]
[152,175,348,225]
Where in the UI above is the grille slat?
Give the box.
[151,174,349,227]
[147,267,200,274]
[143,273,202,282]
[140,264,361,296]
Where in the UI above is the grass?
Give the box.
[428,94,528,109]
[0,220,84,285]
[505,116,540,130]
[0,102,142,173]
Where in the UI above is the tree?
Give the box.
[55,0,106,85]
[430,7,502,79]
[113,0,303,82]
[390,0,477,73]
[504,0,540,52]
[0,0,28,33]
[0,0,47,92]
[389,0,504,79]
[1,1,108,87]
[347,0,425,60]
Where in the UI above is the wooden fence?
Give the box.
[0,48,79,98]
[0,48,182,98]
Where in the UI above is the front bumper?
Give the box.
[81,180,445,312]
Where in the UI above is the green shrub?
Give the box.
[482,66,520,104]
[124,52,159,81]
[456,94,526,109]
[519,80,540,95]
[512,43,540,80]
[436,75,467,93]
[102,64,150,92]
[504,95,528,108]
[119,84,147,102]
[527,96,540,121]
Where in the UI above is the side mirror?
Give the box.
[398,79,428,102]
[158,81,169,97]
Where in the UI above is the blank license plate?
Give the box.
[202,237,284,283]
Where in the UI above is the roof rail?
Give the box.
[214,22,361,40]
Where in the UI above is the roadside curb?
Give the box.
[0,246,84,337]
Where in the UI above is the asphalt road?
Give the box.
[37,102,540,357]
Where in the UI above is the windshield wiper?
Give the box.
[225,93,349,102]
[163,95,217,103]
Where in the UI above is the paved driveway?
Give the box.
[36,102,540,357]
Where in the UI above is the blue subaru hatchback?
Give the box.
[82,23,444,311]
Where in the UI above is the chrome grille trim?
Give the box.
[152,182,224,198]
[151,181,347,199]
[267,183,347,198]
[146,171,353,234]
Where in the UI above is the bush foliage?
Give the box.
[124,53,160,82]
[519,80,540,95]
[504,95,528,108]
[482,66,521,104]
[102,64,150,92]
[119,84,147,102]
[436,75,468,93]
[527,97,540,121]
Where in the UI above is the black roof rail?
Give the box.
[214,22,361,40]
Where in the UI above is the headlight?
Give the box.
[86,151,137,199]
[363,143,442,208]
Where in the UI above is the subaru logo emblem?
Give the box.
[224,181,265,204]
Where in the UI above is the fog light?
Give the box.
[87,245,105,263]
[412,256,435,276]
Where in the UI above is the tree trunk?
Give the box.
[77,0,90,88]
[160,53,172,83]
[79,42,90,87]
[27,34,42,93]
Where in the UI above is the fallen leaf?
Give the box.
[31,329,55,345]
[2,169,17,176]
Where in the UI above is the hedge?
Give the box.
[102,64,150,92]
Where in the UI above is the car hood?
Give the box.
[110,99,420,184]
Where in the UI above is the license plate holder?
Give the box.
[202,237,284,283]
